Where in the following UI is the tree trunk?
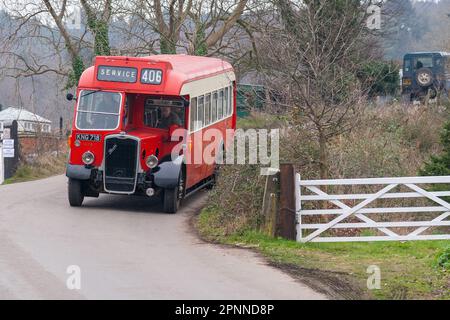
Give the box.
[160,37,177,54]
[318,131,329,210]
[318,131,328,180]
[93,21,111,56]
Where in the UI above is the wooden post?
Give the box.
[261,171,280,237]
[4,120,19,179]
[277,163,297,240]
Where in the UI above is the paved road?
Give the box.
[0,175,325,299]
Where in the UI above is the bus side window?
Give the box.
[123,95,133,127]
[227,86,232,116]
[205,94,211,126]
[230,86,233,115]
[224,87,229,118]
[218,90,223,120]
[190,97,197,132]
[197,96,204,130]
[212,92,218,123]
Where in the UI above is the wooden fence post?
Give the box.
[4,120,19,179]
[261,171,280,237]
[277,163,297,240]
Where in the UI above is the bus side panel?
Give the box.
[202,120,225,179]
[185,130,203,189]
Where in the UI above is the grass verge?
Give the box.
[197,207,450,300]
[3,153,68,184]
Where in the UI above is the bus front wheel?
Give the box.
[163,172,184,214]
[68,178,85,207]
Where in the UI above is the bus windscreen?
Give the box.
[76,91,122,130]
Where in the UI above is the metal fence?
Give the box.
[296,175,450,243]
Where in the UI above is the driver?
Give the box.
[157,106,181,129]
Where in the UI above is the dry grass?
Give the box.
[3,152,68,184]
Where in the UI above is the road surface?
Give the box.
[0,175,325,299]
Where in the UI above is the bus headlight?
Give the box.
[82,151,95,165]
[146,155,158,168]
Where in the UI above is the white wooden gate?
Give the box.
[296,175,450,243]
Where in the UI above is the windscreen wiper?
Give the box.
[80,89,103,99]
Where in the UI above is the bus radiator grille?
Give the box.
[104,137,138,193]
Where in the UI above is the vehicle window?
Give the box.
[414,56,433,69]
[190,97,197,132]
[212,92,217,123]
[197,96,204,130]
[76,90,121,130]
[404,59,411,72]
[224,87,229,117]
[227,86,232,116]
[144,98,184,129]
[230,86,234,115]
[205,94,211,126]
[218,90,223,120]
[123,96,131,127]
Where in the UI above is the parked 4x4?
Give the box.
[402,52,450,102]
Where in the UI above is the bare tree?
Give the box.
[125,0,249,55]
[42,0,86,87]
[185,0,248,55]
[153,0,193,54]
[257,0,378,179]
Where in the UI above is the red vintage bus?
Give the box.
[66,55,236,213]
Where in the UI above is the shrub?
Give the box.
[358,61,400,97]
[437,246,450,270]
[420,120,450,177]
[207,164,265,236]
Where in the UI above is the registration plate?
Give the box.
[75,133,101,142]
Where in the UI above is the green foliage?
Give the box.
[160,37,177,54]
[437,246,450,270]
[358,61,400,97]
[66,56,85,89]
[93,20,111,56]
[193,24,208,56]
[420,121,450,176]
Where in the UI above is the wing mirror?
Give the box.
[66,93,77,101]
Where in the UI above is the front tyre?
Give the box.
[68,178,85,207]
[163,171,184,214]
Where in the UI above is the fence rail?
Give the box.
[296,174,450,243]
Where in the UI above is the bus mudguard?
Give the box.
[66,164,92,180]
[153,156,183,189]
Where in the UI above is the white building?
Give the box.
[0,107,52,134]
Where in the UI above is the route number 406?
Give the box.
[141,69,163,85]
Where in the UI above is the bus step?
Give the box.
[184,179,214,199]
